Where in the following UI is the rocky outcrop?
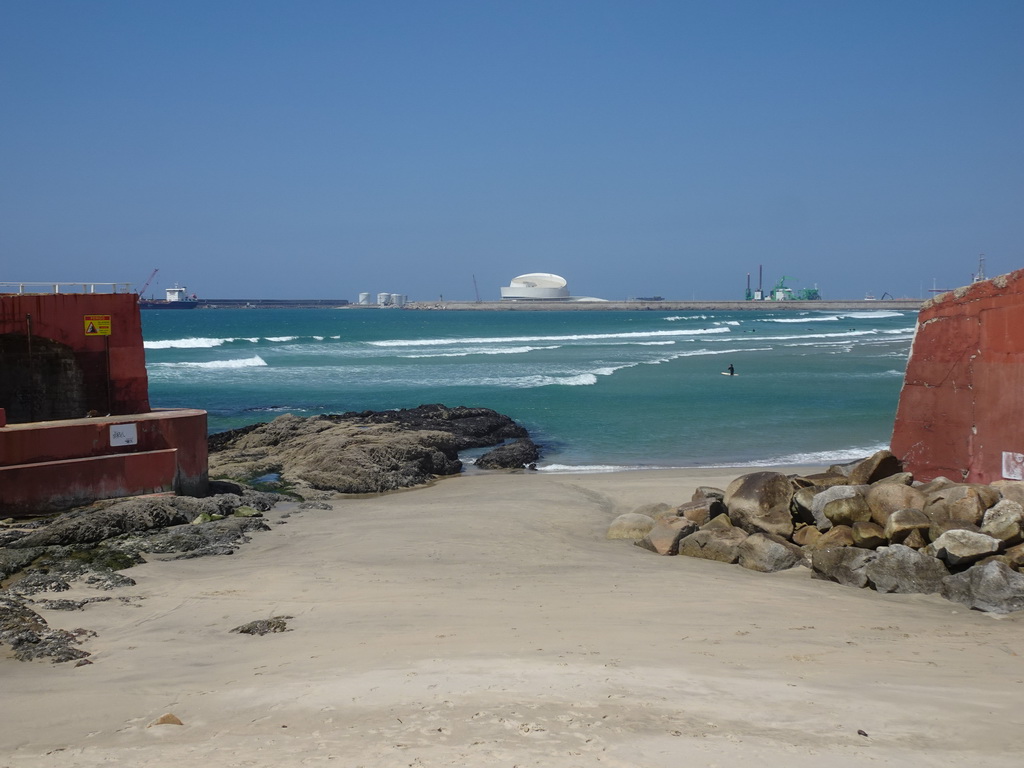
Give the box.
[474,438,540,469]
[611,449,1024,614]
[208,405,534,495]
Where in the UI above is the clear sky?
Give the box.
[2,0,1021,301]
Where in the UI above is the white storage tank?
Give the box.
[377,292,392,306]
[358,292,371,305]
[391,293,406,307]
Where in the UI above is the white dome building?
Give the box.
[500,273,570,301]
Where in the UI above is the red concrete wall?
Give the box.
[1,450,179,514]
[1,292,210,514]
[0,292,149,416]
[891,269,1024,483]
[0,409,209,515]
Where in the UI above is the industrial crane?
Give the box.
[138,268,159,297]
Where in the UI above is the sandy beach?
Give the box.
[5,466,1024,767]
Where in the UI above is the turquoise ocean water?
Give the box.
[141,308,915,472]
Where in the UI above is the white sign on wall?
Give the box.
[1002,451,1024,481]
[110,423,138,447]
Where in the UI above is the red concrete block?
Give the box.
[892,269,1024,484]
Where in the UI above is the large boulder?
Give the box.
[980,499,1024,546]
[925,530,1003,568]
[790,486,826,527]
[606,513,655,541]
[848,450,902,485]
[814,524,855,549]
[883,508,932,545]
[677,528,749,563]
[811,547,877,588]
[723,472,794,538]
[809,486,867,531]
[941,561,1024,614]
[863,544,949,594]
[474,438,541,469]
[851,521,886,549]
[635,518,697,556]
[866,483,926,527]
[691,486,725,503]
[992,480,1024,506]
[822,495,872,528]
[736,533,805,573]
[676,498,724,526]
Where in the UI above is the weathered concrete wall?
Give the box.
[0,292,149,419]
[0,409,209,516]
[0,292,209,515]
[891,269,1024,483]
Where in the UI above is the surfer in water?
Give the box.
[727,364,735,376]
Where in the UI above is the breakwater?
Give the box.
[406,299,923,312]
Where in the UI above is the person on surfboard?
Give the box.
[727,364,735,376]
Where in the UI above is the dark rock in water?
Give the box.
[475,438,541,469]
[326,404,529,447]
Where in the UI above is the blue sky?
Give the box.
[2,0,1021,301]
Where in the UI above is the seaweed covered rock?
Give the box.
[208,406,533,495]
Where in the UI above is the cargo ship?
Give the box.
[139,284,198,309]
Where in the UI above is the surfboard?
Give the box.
[720,372,738,376]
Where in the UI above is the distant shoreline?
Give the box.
[191,298,923,311]
[404,299,923,312]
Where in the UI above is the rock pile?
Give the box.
[608,450,1024,614]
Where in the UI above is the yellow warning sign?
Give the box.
[84,314,112,336]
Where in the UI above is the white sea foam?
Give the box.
[144,337,228,349]
[840,310,906,319]
[762,315,841,323]
[162,355,268,369]
[753,443,891,467]
[401,345,560,359]
[537,463,676,474]
[265,336,299,342]
[367,327,729,347]
[522,373,599,387]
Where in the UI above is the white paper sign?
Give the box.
[110,423,138,447]
[1002,451,1024,481]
